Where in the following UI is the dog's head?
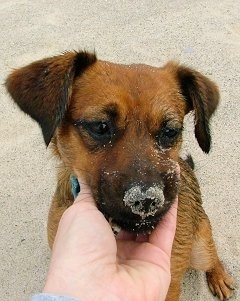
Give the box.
[6,51,219,233]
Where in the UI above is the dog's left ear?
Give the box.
[167,63,219,153]
[5,51,97,146]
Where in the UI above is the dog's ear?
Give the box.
[166,63,219,153]
[5,51,96,146]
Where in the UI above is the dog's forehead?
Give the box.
[72,60,186,121]
[76,60,179,93]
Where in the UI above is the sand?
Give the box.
[0,1,239,300]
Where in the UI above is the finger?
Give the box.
[149,198,178,257]
[73,180,113,235]
[149,163,179,254]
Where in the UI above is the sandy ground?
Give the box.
[0,1,239,300]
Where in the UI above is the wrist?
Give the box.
[43,270,82,300]
[43,269,110,301]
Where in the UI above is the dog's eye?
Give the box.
[157,126,182,148]
[163,127,179,139]
[74,120,112,143]
[88,122,110,136]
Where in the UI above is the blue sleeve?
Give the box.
[31,293,81,301]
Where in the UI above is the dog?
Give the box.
[6,51,235,300]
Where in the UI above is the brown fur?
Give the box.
[6,51,235,300]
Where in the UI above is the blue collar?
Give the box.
[70,175,80,199]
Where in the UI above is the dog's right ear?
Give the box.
[5,51,96,146]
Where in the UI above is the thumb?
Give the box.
[73,179,96,208]
[149,198,178,257]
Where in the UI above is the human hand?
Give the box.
[43,180,178,301]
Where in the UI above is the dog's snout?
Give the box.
[123,185,165,218]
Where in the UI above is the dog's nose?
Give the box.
[132,198,158,213]
[123,185,165,218]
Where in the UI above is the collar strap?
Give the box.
[70,175,80,199]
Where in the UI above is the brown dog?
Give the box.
[6,51,235,300]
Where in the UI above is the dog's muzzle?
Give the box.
[97,163,180,233]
